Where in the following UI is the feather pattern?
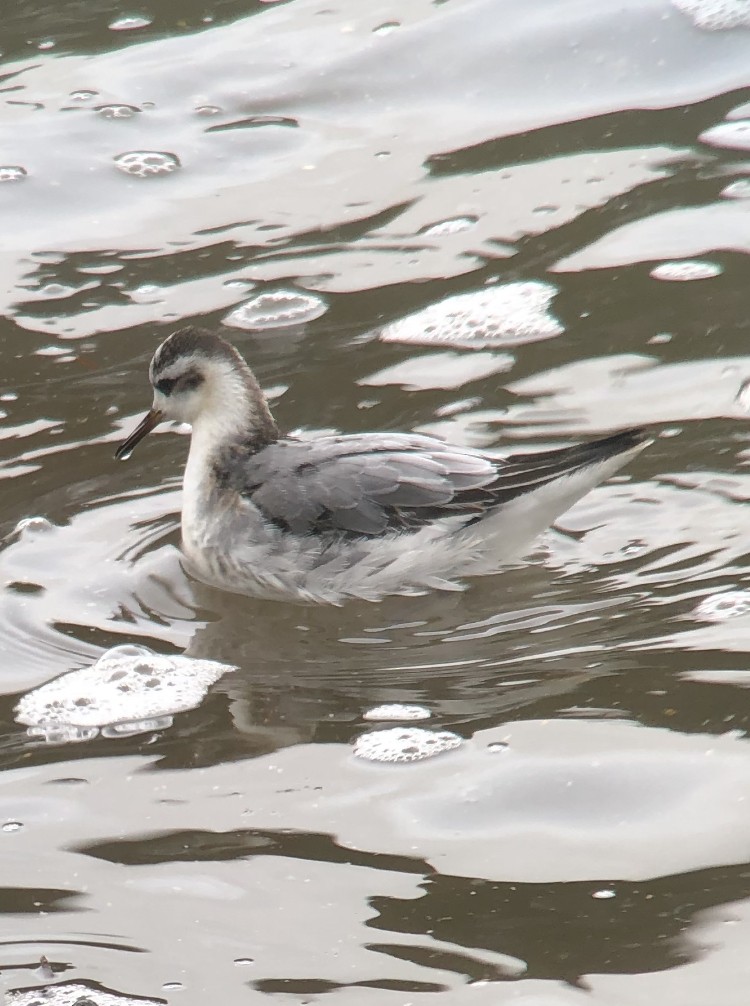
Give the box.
[116,327,650,603]
[215,430,648,540]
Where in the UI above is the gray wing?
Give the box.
[226,429,646,537]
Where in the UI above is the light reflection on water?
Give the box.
[1,0,750,1001]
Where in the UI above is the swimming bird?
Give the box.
[116,327,649,603]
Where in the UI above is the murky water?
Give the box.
[2,0,750,1002]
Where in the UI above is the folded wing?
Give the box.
[230,429,646,537]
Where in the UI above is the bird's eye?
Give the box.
[155,377,177,396]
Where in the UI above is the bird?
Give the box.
[116,327,649,604]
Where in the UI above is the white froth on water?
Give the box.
[97,104,141,119]
[0,166,27,183]
[650,260,722,281]
[353,726,462,762]
[672,0,750,30]
[378,282,564,349]
[15,644,234,741]
[223,290,328,330]
[114,151,181,177]
[693,591,750,621]
[699,120,750,151]
[8,983,163,1005]
[363,704,431,721]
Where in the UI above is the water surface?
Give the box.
[2,0,750,1002]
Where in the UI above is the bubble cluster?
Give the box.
[693,591,750,622]
[699,120,750,152]
[353,727,463,763]
[379,281,564,349]
[0,166,26,183]
[672,0,750,29]
[114,151,181,177]
[15,644,234,741]
[97,104,141,119]
[223,290,328,331]
[650,260,722,281]
[7,983,163,1005]
[363,704,431,721]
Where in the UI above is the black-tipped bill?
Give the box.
[115,408,163,461]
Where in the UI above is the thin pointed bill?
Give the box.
[115,408,163,461]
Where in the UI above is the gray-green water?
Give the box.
[2,0,750,1002]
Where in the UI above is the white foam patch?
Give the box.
[650,260,722,281]
[114,150,180,177]
[363,704,431,721]
[15,645,234,740]
[223,290,327,330]
[8,983,163,1005]
[693,591,750,621]
[0,166,26,182]
[700,120,750,151]
[379,282,563,349]
[672,0,750,30]
[353,726,462,762]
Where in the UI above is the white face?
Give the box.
[149,355,210,424]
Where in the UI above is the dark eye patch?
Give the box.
[180,370,204,392]
[154,370,204,396]
[155,377,177,396]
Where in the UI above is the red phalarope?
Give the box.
[116,327,649,603]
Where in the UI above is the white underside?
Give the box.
[180,442,644,604]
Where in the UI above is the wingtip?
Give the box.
[596,427,652,456]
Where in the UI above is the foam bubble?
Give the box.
[15,645,234,741]
[114,151,181,177]
[13,516,55,538]
[0,166,26,183]
[672,0,750,30]
[379,282,563,349]
[693,591,750,621]
[7,982,164,1005]
[109,14,153,30]
[97,104,141,119]
[363,704,431,721]
[353,726,462,763]
[699,120,750,152]
[650,260,722,281]
[223,290,327,330]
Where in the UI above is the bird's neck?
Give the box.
[185,376,278,493]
